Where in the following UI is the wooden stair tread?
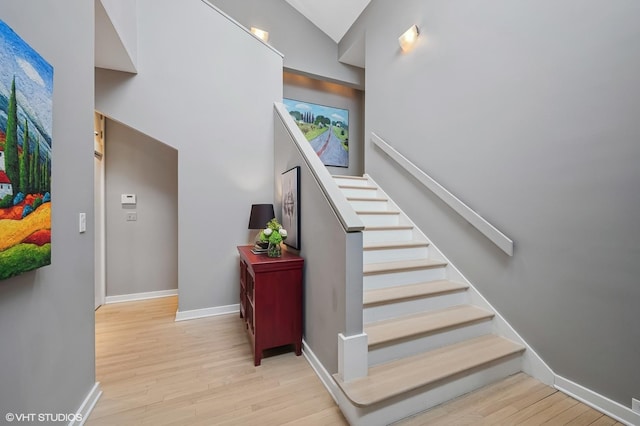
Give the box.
[365,304,494,347]
[333,335,525,407]
[363,258,447,275]
[338,184,378,190]
[333,175,368,180]
[363,240,429,251]
[364,225,413,231]
[347,196,389,202]
[364,280,468,306]
[356,210,400,215]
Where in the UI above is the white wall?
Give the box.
[347,0,640,408]
[95,0,283,313]
[95,0,138,73]
[210,0,364,89]
[104,119,178,297]
[99,0,137,65]
[283,72,364,176]
[0,0,96,416]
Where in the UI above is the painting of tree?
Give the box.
[0,19,53,280]
[283,98,349,168]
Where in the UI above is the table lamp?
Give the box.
[248,204,275,248]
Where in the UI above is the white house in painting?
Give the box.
[0,172,12,199]
[0,148,13,199]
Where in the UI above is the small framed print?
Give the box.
[281,166,300,249]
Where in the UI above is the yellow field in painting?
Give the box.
[0,203,51,252]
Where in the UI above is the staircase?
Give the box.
[331,174,526,425]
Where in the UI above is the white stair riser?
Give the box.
[363,245,428,264]
[334,177,370,187]
[337,355,523,426]
[363,229,413,244]
[368,321,493,366]
[340,187,381,198]
[358,214,400,227]
[364,268,447,290]
[363,291,468,323]
[349,200,389,212]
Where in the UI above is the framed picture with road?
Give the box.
[283,98,349,168]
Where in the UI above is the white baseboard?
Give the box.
[555,375,640,426]
[175,304,239,322]
[71,382,102,426]
[302,339,339,405]
[105,289,177,304]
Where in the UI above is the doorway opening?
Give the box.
[94,112,106,310]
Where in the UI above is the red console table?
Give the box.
[237,245,304,366]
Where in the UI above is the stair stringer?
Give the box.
[363,173,555,385]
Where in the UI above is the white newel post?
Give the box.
[338,332,369,382]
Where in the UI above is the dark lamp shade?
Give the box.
[248,204,275,229]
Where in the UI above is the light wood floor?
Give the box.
[89,296,619,425]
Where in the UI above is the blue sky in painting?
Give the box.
[0,19,53,144]
[283,98,349,126]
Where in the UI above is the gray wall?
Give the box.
[274,112,352,373]
[95,0,283,313]
[95,0,138,73]
[105,119,178,297]
[210,0,364,89]
[283,72,364,176]
[347,0,640,408]
[0,0,96,416]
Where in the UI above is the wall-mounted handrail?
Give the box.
[200,0,284,58]
[275,103,364,233]
[371,132,514,256]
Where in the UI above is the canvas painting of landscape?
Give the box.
[283,98,349,168]
[0,19,53,280]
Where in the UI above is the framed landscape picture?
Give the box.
[0,19,53,280]
[281,166,300,250]
[283,98,349,168]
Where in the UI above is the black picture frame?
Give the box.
[281,166,300,249]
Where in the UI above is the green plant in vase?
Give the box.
[259,218,288,257]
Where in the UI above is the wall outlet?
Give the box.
[126,212,137,222]
[633,398,640,414]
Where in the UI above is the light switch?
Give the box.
[121,194,137,205]
[79,212,86,233]
[126,212,137,222]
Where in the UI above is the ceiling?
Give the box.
[284,0,370,43]
[95,0,371,73]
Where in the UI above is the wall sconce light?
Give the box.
[398,25,420,52]
[250,27,269,43]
